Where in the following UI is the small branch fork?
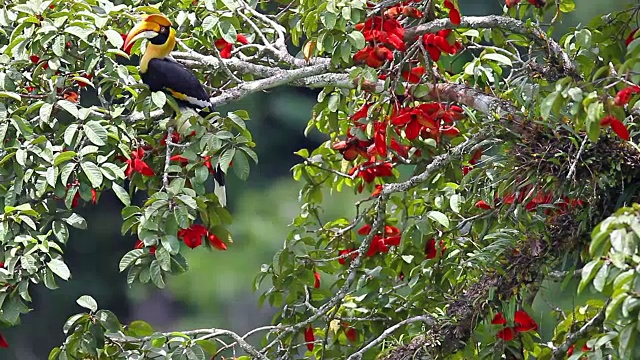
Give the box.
[550,301,608,360]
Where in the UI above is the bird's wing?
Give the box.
[142,58,213,109]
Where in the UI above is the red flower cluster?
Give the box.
[135,240,156,254]
[353,15,405,68]
[121,147,155,177]
[614,85,640,106]
[506,0,545,8]
[424,238,446,259]
[348,158,394,183]
[60,181,97,208]
[422,29,461,61]
[401,66,425,83]
[215,34,249,58]
[492,310,538,341]
[358,224,402,256]
[177,224,227,250]
[477,188,584,215]
[384,3,423,19]
[30,54,49,69]
[391,102,464,140]
[600,115,630,141]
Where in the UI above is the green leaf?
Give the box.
[540,91,559,120]
[47,258,71,280]
[40,102,54,123]
[62,213,87,229]
[81,162,104,188]
[0,91,21,101]
[83,121,107,146]
[347,31,365,49]
[112,183,131,206]
[64,26,93,41]
[559,0,575,12]
[450,194,462,213]
[76,295,98,312]
[150,260,165,288]
[57,99,79,118]
[54,151,77,166]
[218,148,235,173]
[427,211,450,228]
[104,29,124,48]
[127,320,154,337]
[152,91,166,109]
[64,124,79,146]
[202,15,218,31]
[52,35,65,56]
[232,150,250,180]
[481,53,512,67]
[578,259,603,293]
[119,249,144,272]
[96,310,121,332]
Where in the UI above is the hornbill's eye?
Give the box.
[159,26,168,34]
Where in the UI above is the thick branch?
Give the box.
[406,15,579,79]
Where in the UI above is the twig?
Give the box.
[346,315,435,360]
[566,135,588,180]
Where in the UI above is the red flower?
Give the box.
[91,188,97,204]
[626,29,638,46]
[470,148,483,165]
[123,147,155,177]
[349,158,394,183]
[355,16,405,51]
[425,238,446,259]
[135,240,156,254]
[422,30,458,61]
[491,312,507,325]
[371,184,383,197]
[215,34,250,58]
[441,125,460,137]
[30,55,40,63]
[401,66,425,83]
[444,0,461,25]
[208,233,227,250]
[514,310,538,332]
[344,324,357,342]
[358,224,372,235]
[527,0,545,7]
[338,249,358,264]
[160,131,181,146]
[601,115,630,141]
[75,73,93,88]
[304,327,315,351]
[614,86,640,106]
[353,45,393,68]
[351,103,371,122]
[496,327,516,341]
[475,200,492,210]
[402,6,423,18]
[313,271,320,288]
[506,0,521,7]
[177,224,208,249]
[582,344,591,352]
[170,155,189,165]
[0,332,7,348]
[567,344,574,356]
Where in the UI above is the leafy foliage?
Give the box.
[0,0,640,359]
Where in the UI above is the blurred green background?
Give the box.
[2,1,637,358]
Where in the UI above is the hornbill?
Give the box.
[123,14,226,206]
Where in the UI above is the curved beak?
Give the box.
[122,20,161,54]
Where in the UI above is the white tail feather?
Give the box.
[214,180,227,207]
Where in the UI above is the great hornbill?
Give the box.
[123,14,226,206]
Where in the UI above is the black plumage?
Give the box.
[141,58,214,112]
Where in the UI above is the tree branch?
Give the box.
[550,301,608,360]
[347,315,435,360]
